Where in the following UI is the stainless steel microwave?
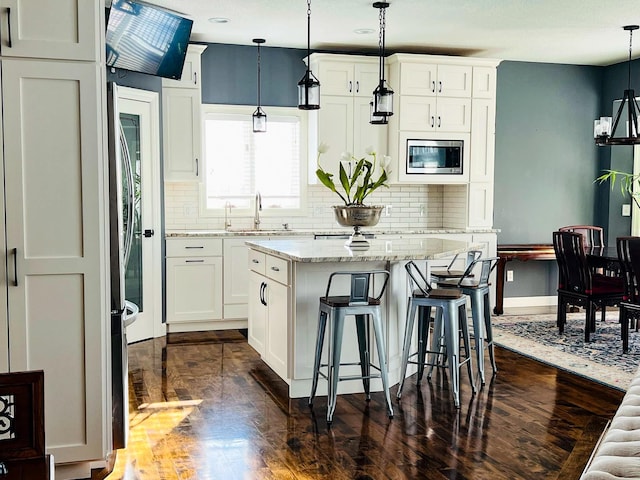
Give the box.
[405,138,464,174]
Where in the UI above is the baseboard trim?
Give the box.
[503,295,557,308]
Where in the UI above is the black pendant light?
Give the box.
[371,1,393,123]
[252,38,267,133]
[298,0,320,110]
[595,25,640,146]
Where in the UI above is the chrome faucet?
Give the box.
[253,191,262,230]
[224,201,232,230]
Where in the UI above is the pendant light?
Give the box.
[298,0,320,110]
[595,25,640,146]
[252,38,267,133]
[370,1,393,123]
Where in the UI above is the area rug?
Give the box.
[491,312,640,391]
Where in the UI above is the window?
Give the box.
[202,105,307,214]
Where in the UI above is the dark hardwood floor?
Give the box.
[102,329,625,480]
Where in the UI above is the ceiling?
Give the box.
[144,0,640,67]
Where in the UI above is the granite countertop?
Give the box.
[245,237,483,263]
[166,228,498,238]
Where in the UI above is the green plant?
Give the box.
[596,169,640,209]
[315,143,391,206]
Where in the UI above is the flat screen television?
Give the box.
[106,0,193,80]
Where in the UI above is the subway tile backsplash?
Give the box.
[164,182,468,232]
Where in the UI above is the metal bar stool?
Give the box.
[397,261,476,408]
[308,270,394,424]
[436,256,500,384]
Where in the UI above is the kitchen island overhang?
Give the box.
[246,237,484,399]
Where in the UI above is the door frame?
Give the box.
[117,86,165,341]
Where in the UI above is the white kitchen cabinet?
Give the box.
[398,95,471,133]
[162,44,207,89]
[166,238,223,331]
[472,66,497,99]
[470,98,496,183]
[315,57,380,97]
[1,56,107,467]
[396,62,472,98]
[163,87,202,181]
[223,237,250,319]
[0,0,99,61]
[247,250,291,380]
[467,183,494,228]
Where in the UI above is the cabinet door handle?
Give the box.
[6,8,11,49]
[193,72,198,86]
[355,81,359,93]
[431,80,436,93]
[11,247,17,287]
[348,81,352,93]
[260,282,267,306]
[438,80,442,93]
[430,116,435,128]
[185,259,205,263]
[252,259,260,264]
[437,116,442,128]
[270,266,280,272]
[195,158,199,176]
[185,246,204,249]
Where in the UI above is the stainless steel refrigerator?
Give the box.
[106,81,139,450]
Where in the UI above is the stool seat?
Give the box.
[413,288,464,299]
[309,270,394,424]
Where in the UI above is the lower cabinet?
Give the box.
[247,250,291,380]
[165,238,223,331]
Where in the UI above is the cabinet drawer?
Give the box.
[248,249,266,275]
[266,255,290,285]
[166,238,222,257]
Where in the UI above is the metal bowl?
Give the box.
[333,205,384,227]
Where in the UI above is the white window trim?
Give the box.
[198,104,308,218]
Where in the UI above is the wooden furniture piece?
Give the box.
[553,231,625,342]
[558,225,605,248]
[308,270,394,424]
[436,256,500,384]
[0,370,52,480]
[616,236,640,353]
[494,244,556,315]
[397,261,476,408]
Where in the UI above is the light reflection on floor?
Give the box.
[105,400,201,480]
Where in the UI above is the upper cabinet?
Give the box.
[0,0,100,61]
[398,63,472,98]
[317,58,380,97]
[162,44,207,181]
[162,44,207,89]
[307,54,388,182]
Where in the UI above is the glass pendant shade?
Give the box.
[595,26,640,146]
[370,100,387,124]
[373,82,394,117]
[252,106,267,133]
[298,70,320,110]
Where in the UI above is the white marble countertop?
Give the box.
[166,228,498,238]
[245,237,483,263]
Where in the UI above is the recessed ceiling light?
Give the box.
[354,28,375,35]
[208,17,230,24]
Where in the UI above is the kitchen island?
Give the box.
[246,236,483,398]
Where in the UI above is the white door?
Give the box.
[117,87,164,342]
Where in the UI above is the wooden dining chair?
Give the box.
[558,225,605,248]
[553,231,625,342]
[616,236,640,353]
